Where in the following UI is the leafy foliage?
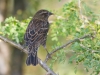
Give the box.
[0,17,32,43]
[50,1,100,75]
[0,0,100,75]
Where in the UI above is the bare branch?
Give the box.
[78,0,84,20]
[45,34,92,62]
[0,35,57,75]
[78,0,82,18]
[38,58,57,75]
[0,34,93,74]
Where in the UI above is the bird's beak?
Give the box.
[49,12,54,15]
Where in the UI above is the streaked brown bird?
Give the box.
[24,9,53,66]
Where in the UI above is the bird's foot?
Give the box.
[47,52,51,59]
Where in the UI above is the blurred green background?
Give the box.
[0,0,100,75]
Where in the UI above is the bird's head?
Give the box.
[34,9,53,20]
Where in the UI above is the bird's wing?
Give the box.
[39,22,49,47]
[24,19,49,46]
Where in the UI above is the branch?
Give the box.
[78,0,82,18]
[45,34,93,62]
[0,35,57,75]
[78,0,84,20]
[80,44,100,53]
[78,0,85,25]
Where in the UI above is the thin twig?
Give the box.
[80,44,100,53]
[78,0,82,17]
[45,34,92,62]
[0,35,57,75]
[78,0,83,20]
[78,0,85,26]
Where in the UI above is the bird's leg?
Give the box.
[45,48,49,54]
[44,47,51,58]
[44,47,53,62]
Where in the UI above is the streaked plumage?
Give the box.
[24,9,53,66]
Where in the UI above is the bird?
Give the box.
[24,9,53,66]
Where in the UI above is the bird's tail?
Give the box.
[26,52,38,66]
